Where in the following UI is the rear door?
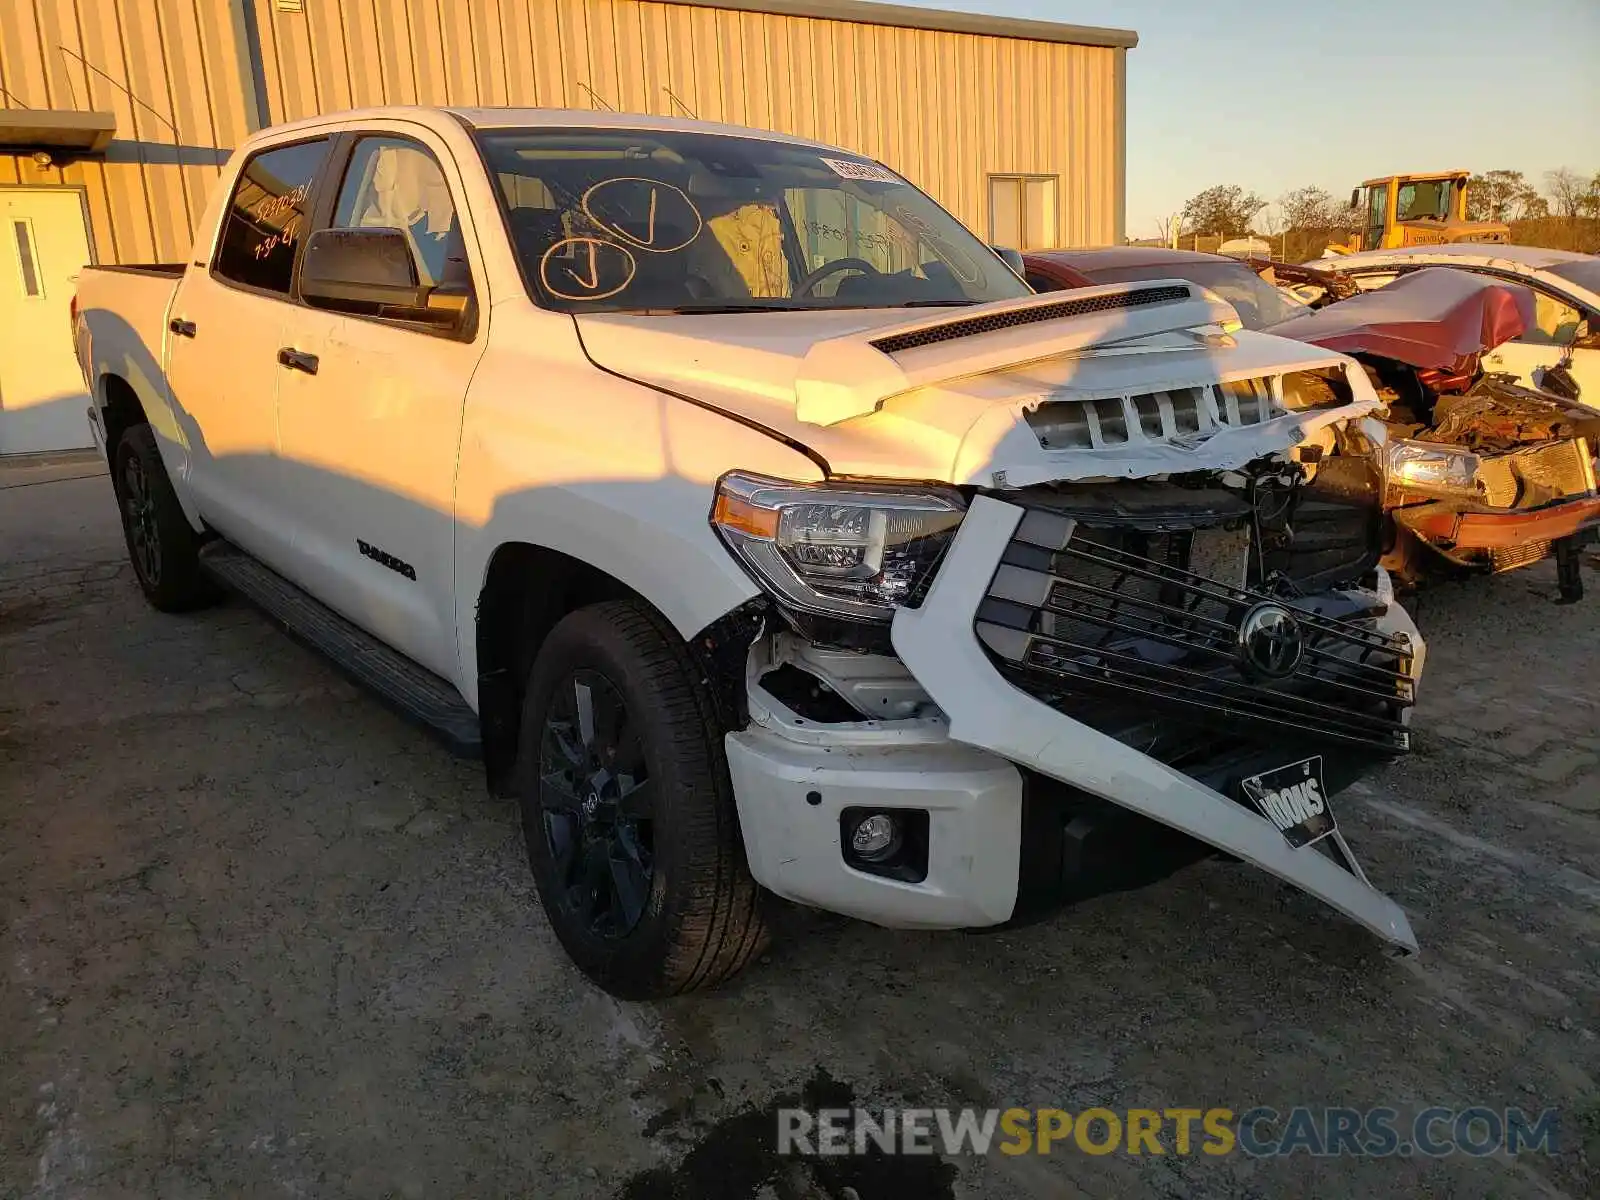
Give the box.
[272,126,487,680]
[165,136,333,565]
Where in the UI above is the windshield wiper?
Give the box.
[621,298,981,315]
[630,303,820,314]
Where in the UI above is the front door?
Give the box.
[274,130,485,681]
[0,188,93,454]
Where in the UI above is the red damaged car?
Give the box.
[1025,248,1600,600]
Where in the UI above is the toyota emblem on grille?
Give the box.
[1238,602,1305,680]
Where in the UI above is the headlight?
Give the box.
[711,471,965,622]
[1378,438,1485,501]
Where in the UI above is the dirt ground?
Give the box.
[2,454,1597,1199]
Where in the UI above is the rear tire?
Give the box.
[514,599,768,998]
[113,424,217,612]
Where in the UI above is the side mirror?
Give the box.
[1571,320,1600,351]
[1350,188,1361,209]
[990,245,1025,278]
[299,228,468,327]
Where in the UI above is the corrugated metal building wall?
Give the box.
[0,0,1129,266]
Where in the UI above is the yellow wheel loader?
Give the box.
[1327,172,1509,254]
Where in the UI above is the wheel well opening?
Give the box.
[475,544,639,795]
[101,375,147,467]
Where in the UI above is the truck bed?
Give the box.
[85,262,187,277]
[75,263,186,448]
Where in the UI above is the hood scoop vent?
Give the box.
[870,285,1193,355]
[794,281,1237,427]
[1027,376,1277,451]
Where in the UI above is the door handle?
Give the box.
[276,348,319,376]
[169,317,197,338]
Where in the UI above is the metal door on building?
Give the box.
[0,188,94,455]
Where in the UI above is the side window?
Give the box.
[1524,289,1583,346]
[331,137,465,289]
[214,138,331,294]
[1395,183,1414,220]
[1365,187,1387,245]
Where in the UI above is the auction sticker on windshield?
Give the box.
[1241,756,1335,848]
[820,158,901,184]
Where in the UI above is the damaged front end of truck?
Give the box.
[690,283,1424,952]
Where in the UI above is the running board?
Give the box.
[199,541,482,758]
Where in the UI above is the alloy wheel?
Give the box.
[537,669,655,938]
[121,453,161,586]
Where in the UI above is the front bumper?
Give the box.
[891,495,1419,951]
[729,494,1422,951]
[726,718,1024,929]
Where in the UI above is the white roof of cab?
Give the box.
[449,106,835,149]
[242,105,843,153]
[1320,244,1595,271]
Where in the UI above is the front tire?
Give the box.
[113,424,217,612]
[515,600,768,998]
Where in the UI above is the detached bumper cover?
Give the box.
[892,495,1421,953]
[1396,496,1600,550]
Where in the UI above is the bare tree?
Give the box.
[1468,170,1546,221]
[1585,172,1600,219]
[1154,212,1182,248]
[1517,191,1551,220]
[1546,168,1589,220]
[1279,185,1340,231]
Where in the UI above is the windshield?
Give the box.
[1395,178,1458,223]
[1074,260,1307,330]
[476,128,1028,313]
[1547,258,1600,298]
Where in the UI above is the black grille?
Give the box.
[870,285,1192,355]
[976,505,1416,755]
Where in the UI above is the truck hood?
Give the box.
[575,282,1385,486]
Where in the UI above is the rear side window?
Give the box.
[213,138,331,295]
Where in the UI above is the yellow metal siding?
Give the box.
[0,0,256,262]
[1,0,1121,264]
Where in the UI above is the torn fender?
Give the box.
[891,495,1421,952]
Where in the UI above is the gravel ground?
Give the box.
[2,455,1596,1199]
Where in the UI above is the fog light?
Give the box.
[849,813,901,861]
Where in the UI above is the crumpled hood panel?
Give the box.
[576,283,1385,485]
[1267,267,1535,374]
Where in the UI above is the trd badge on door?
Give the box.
[357,538,417,581]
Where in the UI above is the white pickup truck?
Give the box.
[75,106,1426,998]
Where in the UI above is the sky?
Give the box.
[890,0,1600,239]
